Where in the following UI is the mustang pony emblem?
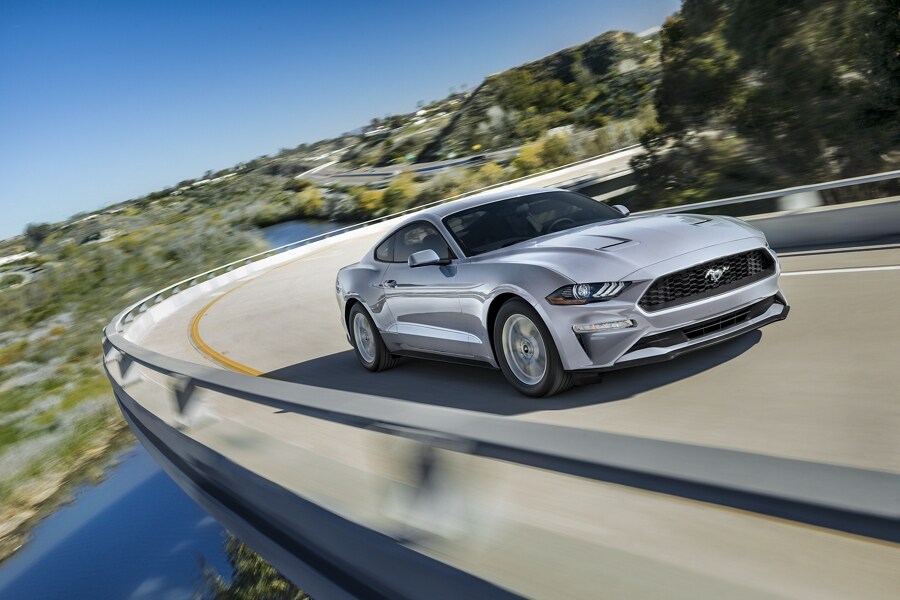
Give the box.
[705,266,730,283]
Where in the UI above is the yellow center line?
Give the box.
[189,277,264,376]
[189,243,343,376]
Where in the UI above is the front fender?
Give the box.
[477,267,577,368]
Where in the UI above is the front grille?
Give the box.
[638,249,775,312]
[683,305,753,340]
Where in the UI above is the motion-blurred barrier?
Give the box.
[103,163,900,598]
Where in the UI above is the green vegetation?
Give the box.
[60,374,111,411]
[418,31,661,160]
[0,340,28,367]
[24,223,51,250]
[200,533,311,600]
[342,102,458,168]
[630,0,900,209]
[0,273,25,289]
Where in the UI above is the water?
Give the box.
[261,219,345,249]
[0,444,230,600]
[0,218,340,599]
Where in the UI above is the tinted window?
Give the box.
[393,222,453,263]
[375,236,394,262]
[442,191,622,257]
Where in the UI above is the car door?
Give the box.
[381,221,474,356]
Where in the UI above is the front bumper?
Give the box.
[539,242,789,371]
[589,294,789,372]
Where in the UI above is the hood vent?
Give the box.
[591,236,638,251]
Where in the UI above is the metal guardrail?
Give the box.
[642,169,900,214]
[103,164,900,546]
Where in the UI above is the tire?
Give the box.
[492,299,573,397]
[348,303,398,372]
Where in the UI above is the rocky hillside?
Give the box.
[417,31,660,161]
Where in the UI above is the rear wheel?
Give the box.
[349,304,397,372]
[493,300,573,397]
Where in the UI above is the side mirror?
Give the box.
[408,249,447,268]
[613,204,630,217]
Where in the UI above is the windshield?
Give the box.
[442,191,622,257]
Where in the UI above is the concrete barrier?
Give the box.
[748,196,900,249]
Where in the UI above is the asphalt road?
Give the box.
[148,230,900,472]
[133,223,900,598]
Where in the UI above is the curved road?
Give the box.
[134,227,900,598]
[151,233,900,471]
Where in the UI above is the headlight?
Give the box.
[546,282,631,305]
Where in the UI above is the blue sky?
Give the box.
[0,0,680,239]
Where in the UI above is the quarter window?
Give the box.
[375,236,394,262]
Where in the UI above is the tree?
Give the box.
[653,11,740,135]
[283,178,313,193]
[24,223,51,249]
[476,162,506,186]
[200,534,310,600]
[510,133,572,176]
[356,189,384,214]
[537,134,573,168]
[631,0,900,208]
[381,172,417,213]
[294,187,323,216]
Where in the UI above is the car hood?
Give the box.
[478,214,765,281]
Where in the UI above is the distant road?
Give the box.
[305,145,637,186]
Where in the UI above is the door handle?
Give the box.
[383,279,397,288]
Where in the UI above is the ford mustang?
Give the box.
[335,188,789,396]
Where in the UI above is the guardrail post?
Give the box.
[172,374,196,415]
[104,347,122,364]
[117,354,141,386]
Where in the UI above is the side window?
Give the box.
[393,222,453,263]
[375,235,394,262]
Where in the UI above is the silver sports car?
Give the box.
[335,188,789,396]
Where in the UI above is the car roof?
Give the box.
[419,187,560,220]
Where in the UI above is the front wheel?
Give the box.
[493,300,573,397]
[349,304,397,372]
